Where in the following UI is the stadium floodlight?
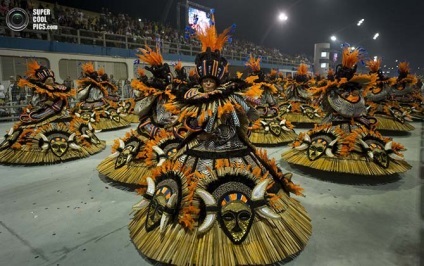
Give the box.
[330,35,337,41]
[357,18,364,26]
[373,33,379,40]
[278,13,288,21]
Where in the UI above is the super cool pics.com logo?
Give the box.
[6,8,58,31]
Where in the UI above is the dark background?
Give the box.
[46,0,424,74]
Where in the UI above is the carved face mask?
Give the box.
[391,109,405,123]
[50,137,68,157]
[269,121,282,136]
[115,145,134,169]
[109,110,120,122]
[219,193,253,244]
[80,112,91,122]
[146,186,173,232]
[370,143,389,168]
[302,106,316,119]
[83,128,100,145]
[308,139,327,161]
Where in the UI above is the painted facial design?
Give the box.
[219,193,253,244]
[308,138,327,161]
[146,186,173,232]
[115,145,134,169]
[50,137,68,157]
[201,78,217,92]
[369,142,389,168]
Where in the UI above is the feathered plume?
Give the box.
[81,62,95,74]
[174,60,183,71]
[195,11,235,52]
[97,67,105,77]
[342,47,359,68]
[398,62,410,74]
[137,45,164,66]
[297,64,308,75]
[366,58,381,72]
[245,54,261,72]
[269,69,278,77]
[26,60,41,77]
[189,68,197,77]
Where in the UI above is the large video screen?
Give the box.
[188,6,211,32]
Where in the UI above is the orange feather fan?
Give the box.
[245,54,261,72]
[137,45,164,66]
[366,58,381,72]
[342,47,359,68]
[196,14,232,52]
[26,60,41,77]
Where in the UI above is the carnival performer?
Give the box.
[73,62,131,130]
[388,62,423,120]
[282,47,411,175]
[244,55,297,146]
[363,59,414,131]
[97,46,185,185]
[129,13,311,266]
[279,63,323,124]
[0,61,105,165]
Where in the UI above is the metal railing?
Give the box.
[1,22,307,67]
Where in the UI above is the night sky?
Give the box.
[48,0,424,74]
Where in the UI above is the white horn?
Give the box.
[69,143,81,150]
[252,180,280,219]
[256,206,280,219]
[359,139,370,149]
[160,194,177,233]
[146,177,156,196]
[68,133,76,142]
[252,179,268,201]
[88,122,93,131]
[389,152,404,161]
[196,189,217,234]
[303,133,311,143]
[119,139,125,149]
[279,119,286,126]
[384,141,392,151]
[157,157,166,166]
[325,148,335,158]
[8,127,14,135]
[81,134,90,138]
[75,113,81,117]
[39,133,49,142]
[107,151,119,158]
[152,145,165,156]
[295,143,309,150]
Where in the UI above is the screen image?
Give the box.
[188,7,211,32]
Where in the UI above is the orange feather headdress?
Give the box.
[245,54,261,72]
[342,47,359,68]
[195,12,234,52]
[81,62,95,74]
[137,45,164,66]
[366,58,382,73]
[296,63,309,75]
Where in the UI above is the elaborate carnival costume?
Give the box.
[129,15,311,265]
[279,64,323,124]
[97,46,184,185]
[0,61,105,165]
[388,62,424,120]
[363,59,414,131]
[74,62,131,131]
[282,48,411,175]
[244,56,297,146]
